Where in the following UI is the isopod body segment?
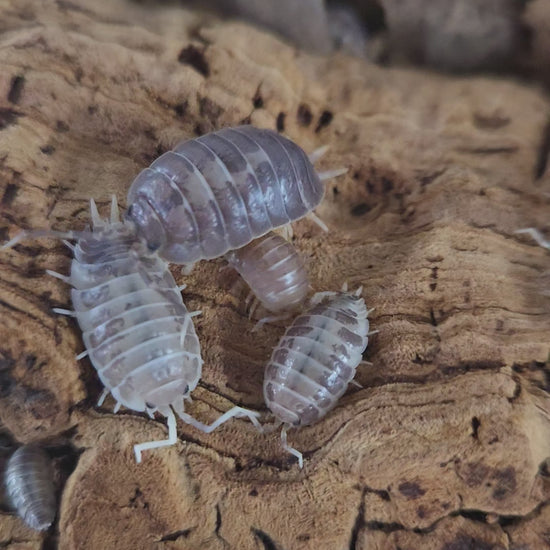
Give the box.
[4,445,56,531]
[263,288,370,466]
[126,125,326,265]
[225,231,309,316]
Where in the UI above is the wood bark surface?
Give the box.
[0,1,550,549]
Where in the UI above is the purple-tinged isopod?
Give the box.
[4,445,55,531]
[263,287,372,467]
[225,231,309,324]
[125,125,345,267]
[3,198,262,462]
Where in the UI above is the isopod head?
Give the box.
[124,199,167,252]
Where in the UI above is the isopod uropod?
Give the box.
[263,287,371,467]
[4,198,262,462]
[4,445,56,531]
[125,125,344,266]
[224,231,309,323]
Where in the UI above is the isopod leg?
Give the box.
[75,349,89,361]
[306,212,329,233]
[248,296,261,320]
[97,388,109,407]
[515,228,550,249]
[52,307,76,317]
[176,406,263,433]
[308,144,329,164]
[280,424,303,468]
[276,224,294,241]
[179,315,202,348]
[181,263,196,276]
[110,195,120,223]
[89,198,104,229]
[62,240,75,251]
[1,229,89,250]
[244,290,256,311]
[133,407,178,464]
[317,167,348,181]
[46,269,70,283]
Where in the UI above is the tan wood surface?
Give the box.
[0,1,549,548]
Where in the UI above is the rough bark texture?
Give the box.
[0,1,550,549]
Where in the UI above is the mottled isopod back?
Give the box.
[263,289,370,466]
[71,221,201,415]
[264,290,369,427]
[126,126,323,264]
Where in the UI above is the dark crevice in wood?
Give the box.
[159,528,192,542]
[252,528,284,550]
[534,116,550,180]
[348,488,366,549]
[7,75,24,104]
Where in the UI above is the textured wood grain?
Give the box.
[0,1,549,549]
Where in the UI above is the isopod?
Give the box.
[225,231,309,323]
[3,198,261,462]
[263,287,372,467]
[4,445,55,531]
[125,125,345,266]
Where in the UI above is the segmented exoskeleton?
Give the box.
[4,445,55,531]
[126,125,344,266]
[3,198,261,462]
[225,231,309,324]
[263,287,371,467]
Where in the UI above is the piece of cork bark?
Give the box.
[0,1,549,549]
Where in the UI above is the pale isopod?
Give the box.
[263,287,372,467]
[125,125,345,266]
[3,198,262,463]
[224,231,309,323]
[4,445,55,531]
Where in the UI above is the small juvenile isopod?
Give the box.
[263,287,372,467]
[125,125,345,266]
[224,231,309,324]
[3,198,261,462]
[4,445,56,531]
